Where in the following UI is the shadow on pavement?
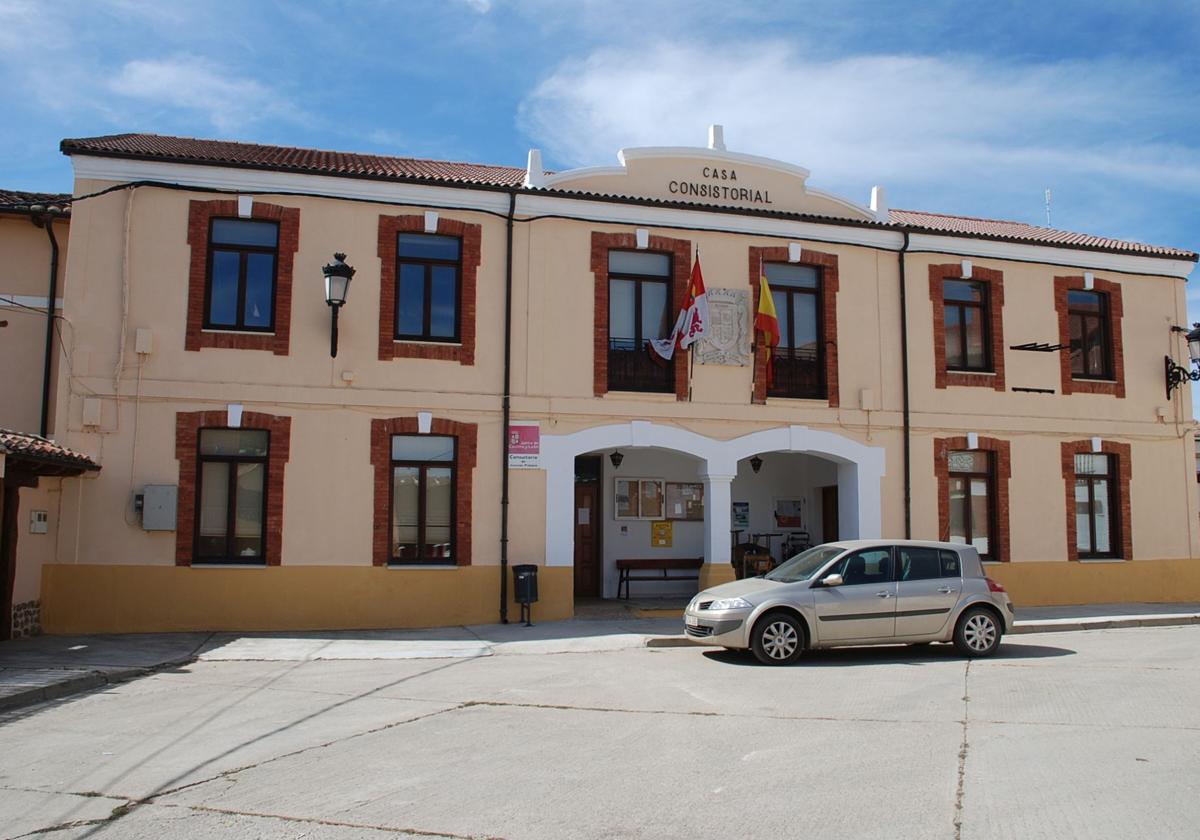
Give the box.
[701,640,1075,667]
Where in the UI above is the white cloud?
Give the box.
[519,42,1200,197]
[109,55,299,132]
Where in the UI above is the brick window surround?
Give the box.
[1061,440,1132,561]
[934,436,1012,563]
[371,417,478,566]
[1054,276,1126,397]
[748,246,840,406]
[175,410,292,566]
[929,264,1006,391]
[186,200,299,354]
[377,215,481,364]
[591,232,691,400]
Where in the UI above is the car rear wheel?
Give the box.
[751,612,805,665]
[953,607,1001,657]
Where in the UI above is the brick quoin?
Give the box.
[185,200,299,355]
[934,436,1012,563]
[371,417,478,567]
[1060,440,1133,560]
[748,246,840,406]
[377,215,480,365]
[928,264,1006,391]
[1054,276,1126,397]
[174,410,292,566]
[590,231,691,400]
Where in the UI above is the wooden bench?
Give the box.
[615,557,704,599]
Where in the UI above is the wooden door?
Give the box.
[821,485,839,543]
[573,482,601,598]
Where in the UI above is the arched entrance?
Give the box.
[541,422,886,597]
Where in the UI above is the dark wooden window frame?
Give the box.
[394,234,464,343]
[764,261,826,400]
[607,249,675,394]
[194,429,269,565]
[389,435,458,566]
[1073,453,1120,559]
[1054,275,1125,397]
[928,264,1005,391]
[935,436,1011,563]
[1067,290,1114,380]
[1061,440,1132,561]
[943,279,992,373]
[946,450,997,562]
[203,217,281,333]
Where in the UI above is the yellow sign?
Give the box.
[651,520,673,548]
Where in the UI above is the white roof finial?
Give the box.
[708,124,726,151]
[524,149,546,188]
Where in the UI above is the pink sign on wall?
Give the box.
[508,422,541,469]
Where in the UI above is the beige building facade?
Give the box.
[6,129,1200,634]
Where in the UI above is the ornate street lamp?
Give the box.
[1165,323,1200,399]
[750,455,764,474]
[609,450,625,469]
[323,253,355,358]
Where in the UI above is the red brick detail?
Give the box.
[928,264,1006,391]
[1053,276,1126,398]
[1060,440,1133,561]
[377,215,480,365]
[174,410,292,566]
[590,232,691,400]
[748,247,840,406]
[934,437,1012,563]
[185,200,299,355]
[370,417,478,567]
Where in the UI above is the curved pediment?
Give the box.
[540,131,879,222]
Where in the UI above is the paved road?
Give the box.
[1,626,1197,839]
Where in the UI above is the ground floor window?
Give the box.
[391,434,456,564]
[1074,453,1119,558]
[947,450,995,561]
[196,429,269,564]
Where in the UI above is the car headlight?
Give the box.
[708,597,752,611]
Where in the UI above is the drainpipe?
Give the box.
[499,190,517,623]
[898,230,912,538]
[32,206,62,439]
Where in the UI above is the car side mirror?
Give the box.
[820,573,844,587]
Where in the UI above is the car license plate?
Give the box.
[686,618,700,628]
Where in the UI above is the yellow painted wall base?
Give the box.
[987,558,1200,607]
[41,564,574,634]
[699,563,736,590]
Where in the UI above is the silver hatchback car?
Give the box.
[684,540,1014,664]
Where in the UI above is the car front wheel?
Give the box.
[751,612,805,665]
[953,607,1001,657]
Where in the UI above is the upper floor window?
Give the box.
[947,450,995,561]
[396,233,461,342]
[196,429,269,564]
[608,250,673,393]
[766,262,824,399]
[943,280,991,372]
[1074,454,1119,558]
[391,434,456,565]
[205,219,279,332]
[1068,290,1113,379]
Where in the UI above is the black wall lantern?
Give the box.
[1165,323,1200,399]
[750,455,764,473]
[609,450,625,469]
[323,252,356,358]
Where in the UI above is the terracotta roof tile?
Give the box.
[0,189,72,215]
[0,429,99,472]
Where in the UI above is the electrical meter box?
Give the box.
[141,484,178,531]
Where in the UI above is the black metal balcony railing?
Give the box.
[768,348,825,399]
[608,339,674,393]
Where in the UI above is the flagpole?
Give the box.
[688,245,698,402]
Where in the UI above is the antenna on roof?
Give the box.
[1044,188,1052,227]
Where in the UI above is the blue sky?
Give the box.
[3,1,1198,273]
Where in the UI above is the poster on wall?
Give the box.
[507,422,541,469]
[732,501,750,529]
[639,480,664,519]
[651,520,673,547]
[665,482,704,521]
[614,479,638,518]
[774,498,806,528]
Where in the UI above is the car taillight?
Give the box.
[986,577,1006,593]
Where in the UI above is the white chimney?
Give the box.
[708,124,726,151]
[524,149,546,188]
[869,186,888,222]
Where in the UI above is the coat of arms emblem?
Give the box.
[696,288,751,365]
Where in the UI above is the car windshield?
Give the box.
[764,545,846,583]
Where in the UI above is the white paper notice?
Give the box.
[674,503,683,515]
[577,508,590,525]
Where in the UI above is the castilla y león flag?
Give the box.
[650,255,709,361]
[755,274,781,386]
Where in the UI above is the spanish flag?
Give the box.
[755,275,781,387]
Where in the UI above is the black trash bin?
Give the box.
[512,564,538,626]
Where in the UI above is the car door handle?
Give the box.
[936,586,957,594]
[876,591,892,598]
